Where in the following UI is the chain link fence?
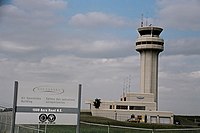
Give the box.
[1,111,200,133]
[0,111,12,133]
[80,121,200,133]
[0,111,44,133]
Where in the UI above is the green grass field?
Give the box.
[33,112,200,133]
[11,112,200,133]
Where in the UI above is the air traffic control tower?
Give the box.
[136,26,164,110]
[86,25,174,124]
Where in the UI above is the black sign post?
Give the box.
[11,81,18,133]
[76,84,82,133]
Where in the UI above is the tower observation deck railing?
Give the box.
[136,37,164,46]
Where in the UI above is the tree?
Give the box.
[93,98,101,109]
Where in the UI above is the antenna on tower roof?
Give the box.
[146,16,148,26]
[141,14,144,27]
[128,75,131,93]
[122,79,126,97]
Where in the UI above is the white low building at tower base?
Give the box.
[86,92,173,124]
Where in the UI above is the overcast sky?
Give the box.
[0,0,200,115]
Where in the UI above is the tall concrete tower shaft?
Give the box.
[135,26,164,110]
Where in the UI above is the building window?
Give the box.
[136,41,163,46]
[110,105,112,109]
[124,97,126,101]
[116,105,128,110]
[129,106,145,110]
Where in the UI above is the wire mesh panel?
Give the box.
[154,128,200,133]
[0,112,12,133]
[0,122,11,133]
[81,122,110,133]
[44,125,76,133]
[81,122,153,133]
[0,112,44,133]
[109,126,152,133]
[16,125,45,133]
[80,122,200,133]
[0,123,45,133]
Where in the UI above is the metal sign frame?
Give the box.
[11,81,82,133]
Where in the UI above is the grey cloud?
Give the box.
[156,0,200,30]
[0,41,38,53]
[0,2,64,28]
[0,3,136,61]
[0,4,65,60]
[13,0,67,11]
[164,38,200,55]
[69,12,135,28]
[160,55,199,73]
[158,55,200,114]
[0,55,140,106]
[3,55,139,83]
[54,38,135,58]
[0,0,66,38]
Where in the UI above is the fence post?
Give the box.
[45,124,47,133]
[38,124,40,133]
[5,118,7,132]
[17,126,19,133]
[107,123,110,133]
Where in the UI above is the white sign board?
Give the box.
[15,82,81,125]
